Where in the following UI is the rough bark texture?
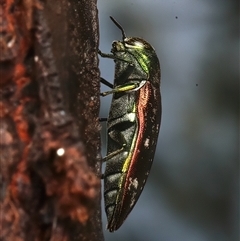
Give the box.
[0,0,103,240]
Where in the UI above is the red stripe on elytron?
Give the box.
[124,82,151,185]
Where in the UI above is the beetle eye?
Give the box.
[112,42,118,48]
[133,41,144,47]
[125,38,145,49]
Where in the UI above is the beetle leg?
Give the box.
[102,145,125,162]
[99,50,137,96]
[98,50,115,59]
[101,79,147,96]
[101,60,136,95]
[102,125,129,162]
[99,117,108,122]
[101,83,136,96]
[98,50,130,64]
[100,77,114,89]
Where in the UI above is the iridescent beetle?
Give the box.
[99,17,161,232]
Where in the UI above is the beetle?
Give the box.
[99,16,161,232]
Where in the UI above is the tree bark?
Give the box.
[44,0,103,240]
[0,0,103,240]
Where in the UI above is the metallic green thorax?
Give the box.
[113,37,158,77]
[100,17,161,232]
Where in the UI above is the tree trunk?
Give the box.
[0,0,103,240]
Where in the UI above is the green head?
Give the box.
[109,16,159,77]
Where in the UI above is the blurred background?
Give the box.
[98,0,239,241]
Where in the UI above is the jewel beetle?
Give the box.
[99,16,161,232]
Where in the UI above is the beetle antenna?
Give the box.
[110,16,126,40]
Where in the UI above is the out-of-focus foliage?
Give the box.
[98,0,239,241]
